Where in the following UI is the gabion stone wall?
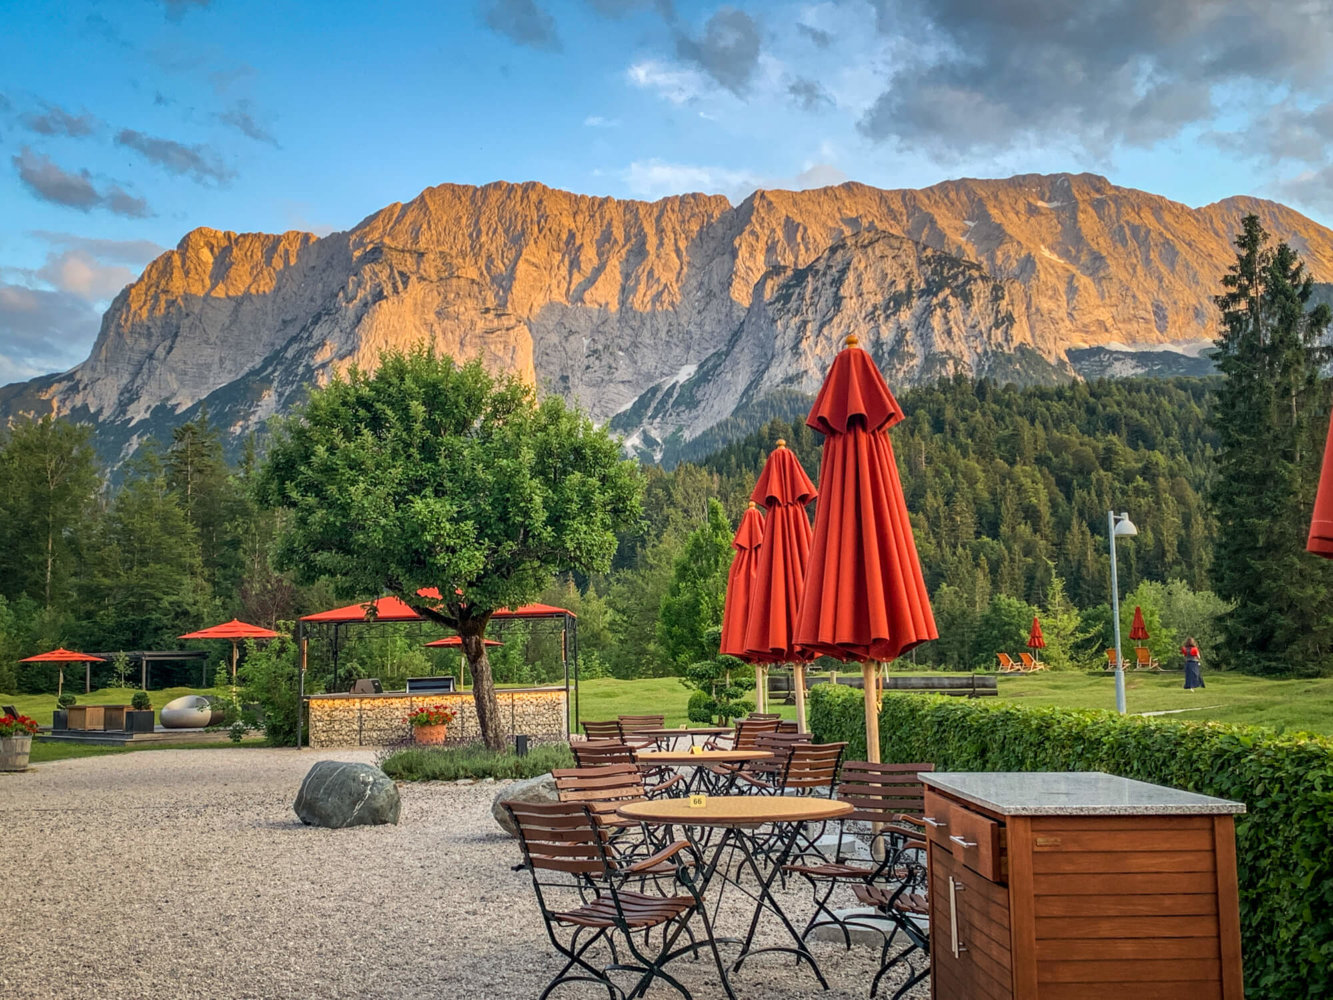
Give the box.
[307,688,568,747]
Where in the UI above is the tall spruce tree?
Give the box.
[1210,215,1333,676]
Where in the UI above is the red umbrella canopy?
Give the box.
[1027,617,1046,650]
[793,335,937,662]
[1129,606,1150,641]
[1310,412,1333,557]
[19,648,105,663]
[424,636,503,648]
[743,439,817,663]
[179,619,282,641]
[719,502,766,659]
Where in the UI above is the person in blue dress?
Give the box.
[1181,637,1204,692]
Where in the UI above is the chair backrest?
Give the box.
[836,761,935,823]
[2,704,17,720]
[571,741,637,768]
[777,720,799,734]
[617,714,664,736]
[1105,648,1117,664]
[552,763,648,807]
[732,717,781,750]
[1019,652,1035,667]
[748,712,781,721]
[997,653,1014,668]
[750,731,812,776]
[1135,647,1152,665]
[581,720,622,740]
[503,800,610,877]
[783,741,847,792]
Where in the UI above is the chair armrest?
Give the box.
[647,773,687,798]
[626,839,694,873]
[889,813,924,828]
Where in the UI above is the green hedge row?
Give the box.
[807,684,1333,1000]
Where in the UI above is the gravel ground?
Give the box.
[1,749,928,999]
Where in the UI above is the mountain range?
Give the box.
[4,171,1333,465]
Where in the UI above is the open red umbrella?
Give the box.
[720,502,766,710]
[423,636,502,648]
[1027,617,1045,663]
[1129,606,1149,642]
[794,335,937,762]
[1309,412,1333,556]
[20,648,105,701]
[743,439,818,730]
[179,619,282,686]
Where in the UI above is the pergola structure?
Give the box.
[295,597,579,747]
[89,650,211,692]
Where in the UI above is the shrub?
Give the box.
[57,693,76,709]
[807,684,1333,1000]
[131,691,152,710]
[237,629,301,746]
[378,742,573,781]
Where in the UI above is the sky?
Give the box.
[4,0,1333,385]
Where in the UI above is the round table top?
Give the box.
[631,726,734,738]
[617,795,854,828]
[635,749,773,765]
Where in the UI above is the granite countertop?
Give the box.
[922,771,1246,817]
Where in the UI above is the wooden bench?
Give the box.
[768,671,997,701]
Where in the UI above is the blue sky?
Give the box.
[4,0,1333,384]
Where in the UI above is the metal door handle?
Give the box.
[922,816,946,828]
[948,876,965,958]
[949,835,977,849]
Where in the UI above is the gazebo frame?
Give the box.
[294,599,579,748]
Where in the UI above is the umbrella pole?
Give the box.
[755,664,766,713]
[57,666,64,703]
[793,662,807,734]
[862,661,880,764]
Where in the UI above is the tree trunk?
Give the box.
[461,630,505,751]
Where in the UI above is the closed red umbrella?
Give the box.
[180,619,283,686]
[720,502,766,710]
[744,438,818,730]
[1027,617,1046,663]
[1309,413,1333,556]
[794,335,937,762]
[19,648,105,701]
[1129,606,1149,641]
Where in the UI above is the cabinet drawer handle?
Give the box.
[948,876,965,958]
[949,835,977,849]
[922,816,946,828]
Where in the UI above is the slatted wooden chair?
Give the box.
[777,719,799,734]
[570,740,637,768]
[1104,648,1120,671]
[1134,646,1160,671]
[854,876,931,999]
[996,652,1023,673]
[581,719,623,741]
[747,712,781,721]
[1019,652,1047,672]
[784,761,934,947]
[706,715,780,751]
[503,799,733,1000]
[733,731,813,793]
[617,714,665,739]
[552,763,679,864]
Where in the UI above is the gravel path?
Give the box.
[1,749,928,999]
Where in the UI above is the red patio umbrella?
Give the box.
[793,335,937,762]
[179,619,282,686]
[720,502,766,711]
[19,648,105,701]
[1309,412,1333,556]
[743,439,818,731]
[1129,606,1149,642]
[423,636,502,648]
[1027,617,1045,663]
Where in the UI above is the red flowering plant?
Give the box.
[403,704,458,729]
[0,714,40,738]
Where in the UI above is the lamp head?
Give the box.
[1113,512,1138,537]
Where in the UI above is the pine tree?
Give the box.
[1210,215,1333,676]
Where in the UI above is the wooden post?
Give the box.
[754,664,765,713]
[793,662,808,733]
[862,661,880,763]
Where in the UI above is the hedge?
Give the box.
[808,684,1333,1000]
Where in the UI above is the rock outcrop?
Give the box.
[4,173,1333,464]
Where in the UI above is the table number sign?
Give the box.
[689,794,708,808]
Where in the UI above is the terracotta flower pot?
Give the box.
[0,735,33,772]
[413,724,449,745]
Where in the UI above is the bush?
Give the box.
[57,692,76,709]
[807,684,1333,1000]
[131,691,151,710]
[237,629,301,746]
[378,742,573,781]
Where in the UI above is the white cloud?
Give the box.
[627,60,710,104]
[622,158,850,202]
[583,115,621,128]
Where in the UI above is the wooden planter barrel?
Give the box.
[923,771,1246,1000]
[0,735,33,771]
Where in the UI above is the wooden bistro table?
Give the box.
[630,726,734,749]
[635,749,772,795]
[618,795,853,990]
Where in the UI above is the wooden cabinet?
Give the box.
[924,773,1246,1000]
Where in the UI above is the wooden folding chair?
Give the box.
[1134,646,1160,671]
[1104,648,1120,671]
[996,653,1023,673]
[1020,652,1047,672]
[581,719,622,740]
[503,800,733,1000]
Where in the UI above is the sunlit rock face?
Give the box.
[4,173,1331,465]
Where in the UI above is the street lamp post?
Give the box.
[1108,510,1138,714]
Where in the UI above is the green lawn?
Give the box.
[6,686,212,728]
[574,671,1333,738]
[26,737,267,764]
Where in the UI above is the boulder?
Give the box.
[492,773,559,837]
[294,761,401,828]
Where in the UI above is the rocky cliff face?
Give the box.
[4,173,1332,464]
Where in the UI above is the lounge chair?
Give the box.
[996,652,1024,673]
[1019,652,1047,672]
[1134,646,1160,671]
